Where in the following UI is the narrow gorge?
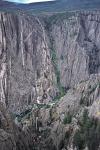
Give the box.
[0,10,100,150]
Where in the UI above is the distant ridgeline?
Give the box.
[1,0,100,14]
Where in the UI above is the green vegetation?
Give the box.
[16,103,52,123]
[53,86,69,101]
[51,46,60,86]
[73,109,100,150]
[73,131,85,150]
[37,103,51,109]
[63,113,72,124]
[16,108,32,122]
[19,109,31,118]
[50,38,69,101]
[65,130,71,140]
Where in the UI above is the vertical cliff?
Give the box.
[0,11,100,113]
[0,12,56,113]
[44,12,100,88]
[0,10,100,150]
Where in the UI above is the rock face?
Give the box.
[22,74,99,150]
[0,10,100,150]
[0,12,55,113]
[0,11,100,113]
[46,12,100,88]
[0,102,33,150]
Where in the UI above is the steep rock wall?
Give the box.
[0,11,100,113]
[46,12,100,88]
[0,12,55,113]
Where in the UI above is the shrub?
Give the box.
[73,130,85,150]
[63,113,72,124]
[65,131,70,139]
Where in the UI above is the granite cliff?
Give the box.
[0,11,100,112]
[0,10,100,150]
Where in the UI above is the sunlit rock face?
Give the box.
[0,11,100,113]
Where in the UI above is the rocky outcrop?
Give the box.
[0,102,33,150]
[26,74,99,150]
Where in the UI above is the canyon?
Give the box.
[0,10,100,150]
